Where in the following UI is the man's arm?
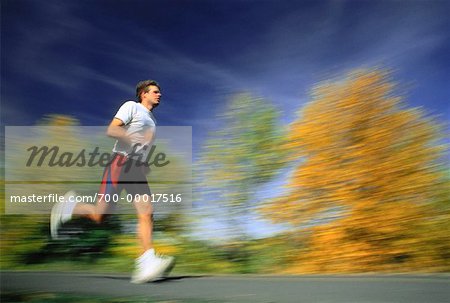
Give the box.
[106,118,131,146]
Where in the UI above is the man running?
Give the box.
[50,80,175,283]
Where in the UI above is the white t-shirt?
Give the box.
[112,101,157,161]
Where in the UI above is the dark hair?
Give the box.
[136,80,160,102]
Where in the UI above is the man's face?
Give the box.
[143,85,161,107]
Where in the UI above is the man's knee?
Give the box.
[135,201,153,216]
[92,213,103,224]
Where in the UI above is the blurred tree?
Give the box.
[5,114,105,197]
[197,94,287,272]
[262,69,449,272]
[1,114,121,267]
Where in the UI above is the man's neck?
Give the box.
[140,101,153,111]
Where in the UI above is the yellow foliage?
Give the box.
[263,68,449,273]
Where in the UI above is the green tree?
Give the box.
[197,94,287,272]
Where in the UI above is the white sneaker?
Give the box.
[50,191,78,239]
[131,252,175,284]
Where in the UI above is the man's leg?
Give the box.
[130,194,175,283]
[72,153,125,223]
[50,154,124,239]
[50,193,114,239]
[133,195,154,253]
[72,199,110,224]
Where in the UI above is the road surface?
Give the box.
[1,271,449,302]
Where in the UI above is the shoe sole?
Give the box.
[162,257,176,277]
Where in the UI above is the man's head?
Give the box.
[136,80,161,108]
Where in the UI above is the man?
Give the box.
[50,80,175,283]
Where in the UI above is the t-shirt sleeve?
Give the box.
[114,101,136,125]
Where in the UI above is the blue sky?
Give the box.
[2,0,449,152]
[2,0,449,238]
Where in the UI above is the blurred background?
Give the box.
[1,0,449,275]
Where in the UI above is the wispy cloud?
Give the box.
[3,0,448,142]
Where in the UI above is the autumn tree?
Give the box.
[263,69,449,272]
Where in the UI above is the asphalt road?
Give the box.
[1,271,449,303]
